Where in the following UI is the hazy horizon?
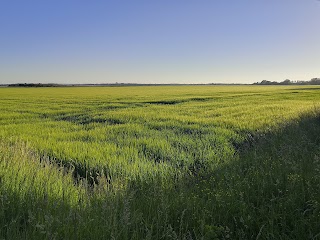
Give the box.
[1,1,319,85]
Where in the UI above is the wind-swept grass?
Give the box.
[0,85,320,239]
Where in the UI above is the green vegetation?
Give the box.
[254,78,320,85]
[0,85,320,239]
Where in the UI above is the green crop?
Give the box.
[0,85,319,239]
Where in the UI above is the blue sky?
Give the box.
[0,0,319,84]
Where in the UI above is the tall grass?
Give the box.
[0,85,320,239]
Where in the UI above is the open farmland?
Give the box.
[0,85,320,239]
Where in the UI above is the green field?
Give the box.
[1,86,320,239]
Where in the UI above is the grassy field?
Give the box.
[0,85,320,239]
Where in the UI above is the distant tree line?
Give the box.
[8,83,62,87]
[254,78,320,85]
[5,78,320,87]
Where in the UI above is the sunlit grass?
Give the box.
[0,85,319,239]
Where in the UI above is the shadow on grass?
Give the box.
[113,111,320,239]
[143,97,214,105]
[176,111,320,239]
[288,87,320,91]
[2,111,320,239]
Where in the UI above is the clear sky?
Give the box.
[0,0,319,84]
